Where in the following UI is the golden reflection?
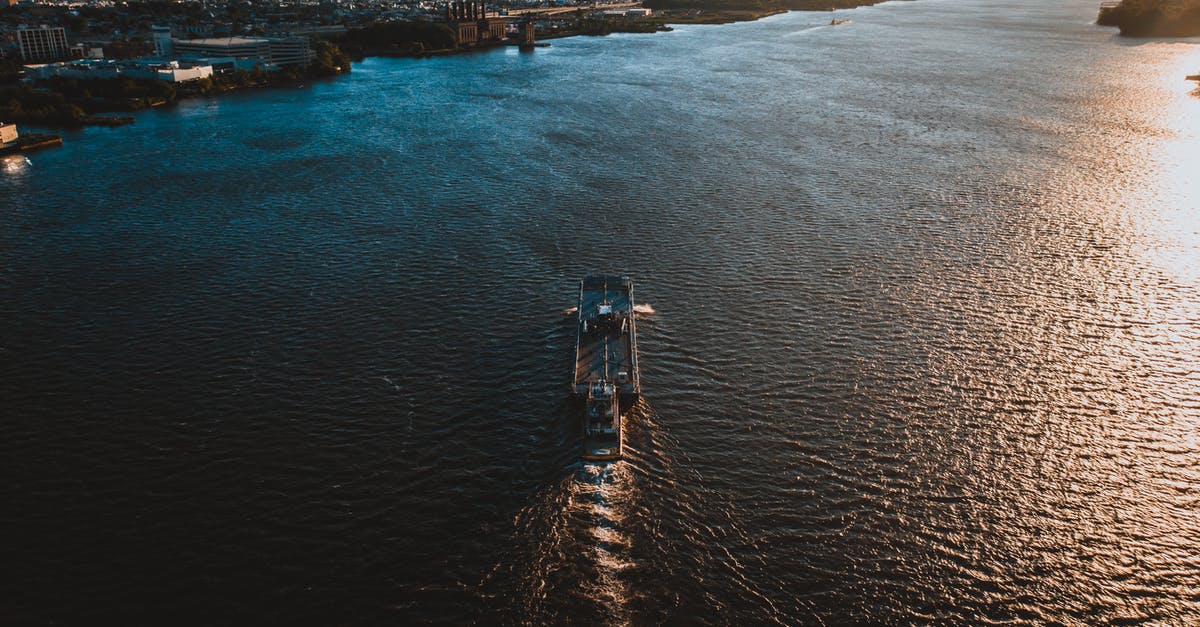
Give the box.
[1,154,32,176]
[1094,40,1200,533]
[992,40,1200,617]
[1132,47,1200,292]
[1150,68,1200,284]
[579,461,634,618]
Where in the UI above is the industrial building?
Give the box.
[171,36,313,67]
[17,26,69,63]
[446,1,508,46]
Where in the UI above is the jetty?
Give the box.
[0,123,63,156]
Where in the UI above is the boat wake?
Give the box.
[574,462,636,622]
[482,459,640,623]
[566,303,656,317]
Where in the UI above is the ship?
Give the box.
[573,274,640,461]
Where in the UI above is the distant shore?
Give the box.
[1097,0,1200,37]
[3,1,888,130]
[0,40,350,129]
[352,0,884,59]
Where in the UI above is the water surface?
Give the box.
[4,0,1200,623]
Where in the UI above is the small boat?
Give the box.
[829,10,851,26]
[573,275,640,461]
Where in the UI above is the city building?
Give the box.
[1,122,17,145]
[69,43,104,59]
[17,26,69,63]
[172,36,313,67]
[152,26,173,57]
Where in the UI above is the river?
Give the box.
[4,0,1200,623]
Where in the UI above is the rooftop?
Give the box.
[175,37,274,45]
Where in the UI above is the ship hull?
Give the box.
[573,275,640,461]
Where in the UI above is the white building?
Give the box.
[602,8,652,17]
[17,26,69,63]
[172,36,313,67]
[23,59,214,83]
[1,122,18,145]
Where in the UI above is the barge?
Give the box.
[573,274,640,461]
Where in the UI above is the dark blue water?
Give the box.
[5,0,1200,623]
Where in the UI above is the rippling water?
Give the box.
[4,0,1200,623]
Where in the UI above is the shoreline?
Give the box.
[0,133,63,156]
[355,3,860,59]
[6,3,880,131]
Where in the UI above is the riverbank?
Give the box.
[1,2,879,129]
[0,133,63,156]
[652,9,786,24]
[0,40,351,129]
[343,0,884,58]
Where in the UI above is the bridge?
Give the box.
[491,2,642,18]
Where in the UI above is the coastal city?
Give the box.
[0,0,665,148]
[0,0,662,72]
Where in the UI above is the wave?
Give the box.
[564,303,654,316]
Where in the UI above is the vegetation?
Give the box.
[1097,0,1200,37]
[0,41,351,127]
[565,18,671,36]
[0,88,88,126]
[308,40,353,76]
[341,22,458,55]
[1,58,22,86]
[45,75,176,107]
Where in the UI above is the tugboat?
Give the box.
[573,275,640,461]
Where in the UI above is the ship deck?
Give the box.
[582,439,621,461]
[574,278,636,395]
